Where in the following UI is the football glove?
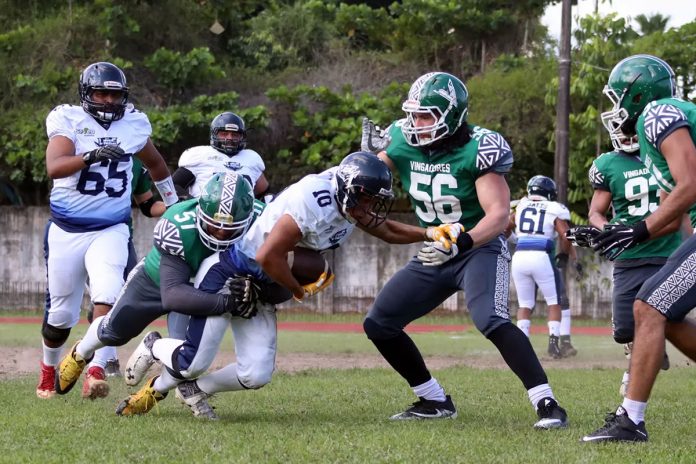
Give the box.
[295,271,335,301]
[417,240,459,266]
[425,223,464,250]
[593,221,649,261]
[360,118,391,153]
[222,275,259,319]
[82,145,125,165]
[565,225,601,248]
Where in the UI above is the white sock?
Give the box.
[152,368,180,394]
[42,341,63,366]
[197,364,244,395]
[517,319,531,337]
[621,398,646,424]
[560,309,572,336]
[151,338,185,370]
[548,321,560,337]
[90,346,111,369]
[528,383,555,410]
[412,377,446,402]
[76,315,105,360]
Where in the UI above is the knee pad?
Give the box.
[363,316,393,340]
[41,322,71,344]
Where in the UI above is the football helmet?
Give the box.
[527,175,557,201]
[334,151,394,228]
[196,172,255,251]
[401,72,468,147]
[78,62,129,123]
[601,54,676,152]
[210,112,247,156]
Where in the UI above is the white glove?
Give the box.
[417,241,459,266]
[361,117,391,153]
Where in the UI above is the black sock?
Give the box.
[487,322,548,389]
[370,331,431,387]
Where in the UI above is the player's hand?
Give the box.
[222,275,259,319]
[425,223,464,250]
[361,117,391,153]
[555,253,569,269]
[574,261,584,280]
[593,221,649,261]
[82,145,125,165]
[417,241,459,266]
[294,271,335,301]
[565,225,601,248]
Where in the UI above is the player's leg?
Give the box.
[531,253,561,359]
[553,267,577,357]
[80,223,129,398]
[511,251,535,337]
[38,222,89,399]
[364,258,457,420]
[463,238,567,429]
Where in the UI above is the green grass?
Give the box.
[2,322,695,463]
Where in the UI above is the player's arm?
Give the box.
[135,138,178,206]
[45,136,85,178]
[253,173,270,198]
[255,214,305,300]
[134,190,166,218]
[588,189,611,229]
[357,218,428,244]
[377,152,397,173]
[554,218,576,260]
[469,172,510,245]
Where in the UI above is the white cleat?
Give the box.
[124,331,161,386]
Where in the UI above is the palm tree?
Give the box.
[634,13,670,36]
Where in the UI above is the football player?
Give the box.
[580,55,696,442]
[37,62,178,400]
[116,151,459,418]
[168,111,269,339]
[360,72,568,428]
[509,176,580,359]
[54,172,257,400]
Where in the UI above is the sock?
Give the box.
[528,383,555,410]
[90,346,112,369]
[560,309,571,336]
[548,321,560,337]
[197,364,244,394]
[487,323,548,389]
[516,319,531,337]
[151,338,185,370]
[621,398,646,424]
[42,341,63,366]
[412,377,446,402]
[76,315,105,360]
[622,371,630,383]
[152,368,180,394]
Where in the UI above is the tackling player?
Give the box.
[361,72,568,428]
[37,62,178,400]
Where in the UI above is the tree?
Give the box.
[634,13,669,36]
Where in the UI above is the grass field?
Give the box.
[1,319,695,463]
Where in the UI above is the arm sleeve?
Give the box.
[158,252,229,316]
[46,106,75,141]
[643,104,690,150]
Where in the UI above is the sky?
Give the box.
[542,0,696,40]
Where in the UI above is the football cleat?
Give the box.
[559,335,578,358]
[124,331,161,386]
[547,335,562,359]
[36,362,56,399]
[82,366,109,400]
[104,359,123,377]
[389,395,457,420]
[581,407,648,443]
[534,397,568,429]
[55,341,90,395]
[115,376,167,416]
[175,381,219,420]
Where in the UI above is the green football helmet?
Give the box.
[601,54,676,152]
[401,72,469,147]
[196,172,254,251]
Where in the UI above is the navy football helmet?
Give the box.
[527,175,557,201]
[210,112,247,156]
[78,62,129,123]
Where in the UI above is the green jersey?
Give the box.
[589,151,680,260]
[636,97,696,226]
[385,121,513,230]
[143,199,215,286]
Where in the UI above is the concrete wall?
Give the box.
[0,207,614,317]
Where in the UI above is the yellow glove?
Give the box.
[294,271,335,301]
[425,224,465,250]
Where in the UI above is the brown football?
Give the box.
[288,247,331,285]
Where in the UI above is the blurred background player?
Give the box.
[37,61,177,400]
[509,176,580,359]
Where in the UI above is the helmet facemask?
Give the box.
[79,62,129,123]
[211,127,247,156]
[600,85,638,152]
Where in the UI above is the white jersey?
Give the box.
[46,104,151,231]
[238,167,354,260]
[178,145,265,198]
[514,196,570,252]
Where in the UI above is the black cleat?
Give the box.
[534,397,568,429]
[559,335,578,357]
[548,335,562,359]
[390,395,457,420]
[581,407,648,443]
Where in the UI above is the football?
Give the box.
[288,247,331,285]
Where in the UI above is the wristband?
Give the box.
[154,176,179,207]
[634,220,650,243]
[138,196,157,217]
[456,232,474,252]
